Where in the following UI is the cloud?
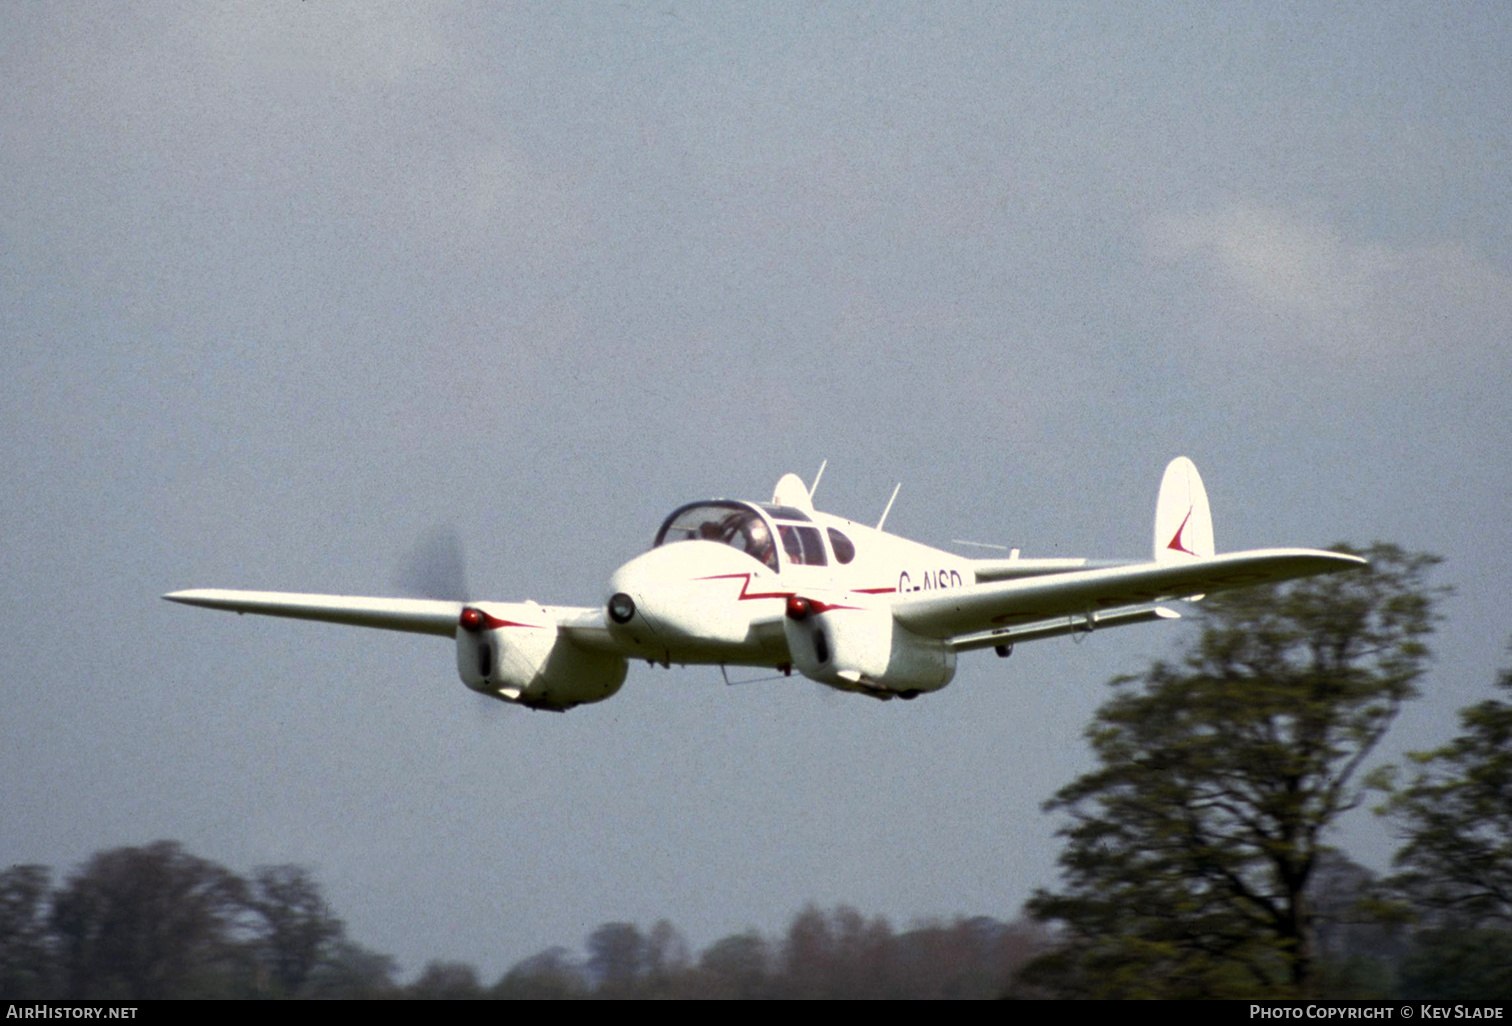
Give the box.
[1147,202,1512,366]
[176,3,451,89]
[4,6,581,274]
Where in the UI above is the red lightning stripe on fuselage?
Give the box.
[694,572,793,602]
[693,574,894,603]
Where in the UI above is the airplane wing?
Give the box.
[892,548,1366,641]
[161,588,622,645]
[162,589,466,637]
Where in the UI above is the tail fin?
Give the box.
[1154,457,1214,564]
[772,472,815,512]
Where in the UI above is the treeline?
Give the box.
[0,844,1046,999]
[423,908,1050,999]
[0,843,389,1000]
[2,839,1508,999]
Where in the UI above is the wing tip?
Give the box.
[163,588,231,606]
[1314,550,1370,571]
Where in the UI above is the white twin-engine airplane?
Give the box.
[165,458,1364,711]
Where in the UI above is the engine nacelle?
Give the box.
[456,602,627,712]
[782,596,955,698]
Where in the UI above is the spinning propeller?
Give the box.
[394,526,469,603]
[393,527,508,718]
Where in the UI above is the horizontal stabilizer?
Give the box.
[163,589,463,637]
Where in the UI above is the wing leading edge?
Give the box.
[162,589,465,637]
[893,548,1366,641]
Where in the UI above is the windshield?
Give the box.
[654,502,779,572]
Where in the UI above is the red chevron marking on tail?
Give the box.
[1167,506,1197,556]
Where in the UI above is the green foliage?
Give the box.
[1024,544,1443,998]
[484,908,1046,999]
[1396,928,1512,1000]
[1386,650,1512,929]
[585,921,646,993]
[247,864,346,997]
[0,865,54,999]
[6,841,1053,999]
[491,947,587,999]
[304,939,400,998]
[1308,855,1406,999]
[49,841,249,999]
[408,960,484,999]
[495,948,589,997]
[3,842,383,999]
[697,931,770,999]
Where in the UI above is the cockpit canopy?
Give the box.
[654,501,838,573]
[655,502,778,571]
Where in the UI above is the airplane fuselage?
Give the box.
[600,500,976,672]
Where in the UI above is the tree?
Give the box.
[776,904,897,998]
[1385,651,1512,928]
[1383,650,1512,1000]
[1395,928,1512,1000]
[492,946,586,999]
[697,931,770,999]
[305,939,400,998]
[408,960,484,999]
[641,918,690,996]
[50,841,248,999]
[1305,854,1403,999]
[585,922,645,993]
[1023,544,1442,998]
[892,916,1050,999]
[245,864,345,997]
[0,865,54,998]
[779,903,838,998]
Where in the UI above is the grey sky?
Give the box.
[3,3,1509,977]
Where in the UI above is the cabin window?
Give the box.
[779,525,828,566]
[828,528,856,564]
